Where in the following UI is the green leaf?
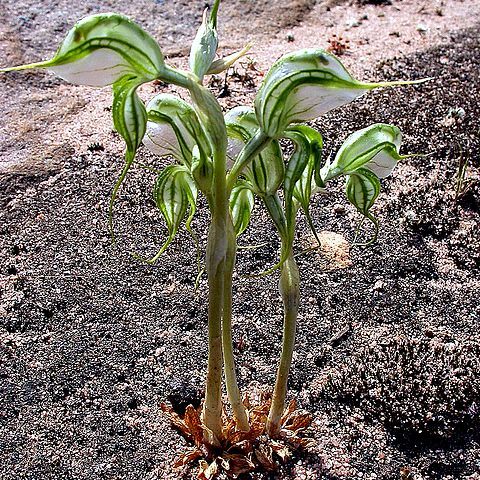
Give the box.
[229,182,255,236]
[254,49,428,138]
[138,165,197,264]
[225,107,284,196]
[189,0,221,80]
[2,14,164,86]
[346,168,381,245]
[323,123,405,182]
[109,76,148,238]
[143,94,210,167]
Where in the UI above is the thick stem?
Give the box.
[202,215,227,445]
[222,218,250,431]
[188,81,229,445]
[266,249,300,438]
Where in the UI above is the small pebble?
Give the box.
[333,204,346,215]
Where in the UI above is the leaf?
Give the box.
[174,447,203,468]
[271,441,290,462]
[282,409,312,433]
[184,405,204,447]
[190,0,220,80]
[143,94,210,167]
[254,445,276,471]
[160,402,193,441]
[229,183,255,237]
[254,49,428,138]
[2,13,164,86]
[323,123,405,182]
[198,459,219,480]
[207,43,252,75]
[221,454,255,478]
[280,398,297,426]
[109,76,147,237]
[225,106,284,196]
[345,168,381,245]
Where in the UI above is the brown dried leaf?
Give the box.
[271,440,290,462]
[283,434,316,451]
[259,390,272,405]
[280,399,297,425]
[229,420,264,445]
[223,453,255,478]
[254,445,276,471]
[282,410,312,432]
[228,439,253,454]
[223,417,237,442]
[174,447,203,468]
[242,393,252,410]
[160,402,192,441]
[184,405,204,446]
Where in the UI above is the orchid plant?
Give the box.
[1,0,425,469]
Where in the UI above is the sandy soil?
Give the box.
[1,1,479,479]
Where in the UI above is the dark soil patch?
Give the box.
[0,15,479,480]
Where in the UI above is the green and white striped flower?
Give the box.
[229,182,255,236]
[322,123,405,182]
[346,168,381,244]
[225,107,284,196]
[143,94,209,168]
[138,165,197,264]
[255,49,427,138]
[1,13,165,86]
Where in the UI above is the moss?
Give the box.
[320,336,480,440]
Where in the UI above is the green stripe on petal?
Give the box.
[137,165,196,263]
[143,94,209,167]
[109,76,147,238]
[323,123,405,181]
[229,182,255,236]
[225,107,284,196]
[346,168,381,245]
[2,14,164,86]
[189,0,220,80]
[255,49,428,138]
[290,126,323,243]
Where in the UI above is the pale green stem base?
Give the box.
[201,216,227,445]
[266,251,300,438]
[222,218,250,431]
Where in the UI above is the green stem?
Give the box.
[222,218,250,431]
[187,80,229,445]
[203,214,227,445]
[226,130,271,193]
[266,248,300,438]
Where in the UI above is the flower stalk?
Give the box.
[266,249,300,437]
[222,218,250,431]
